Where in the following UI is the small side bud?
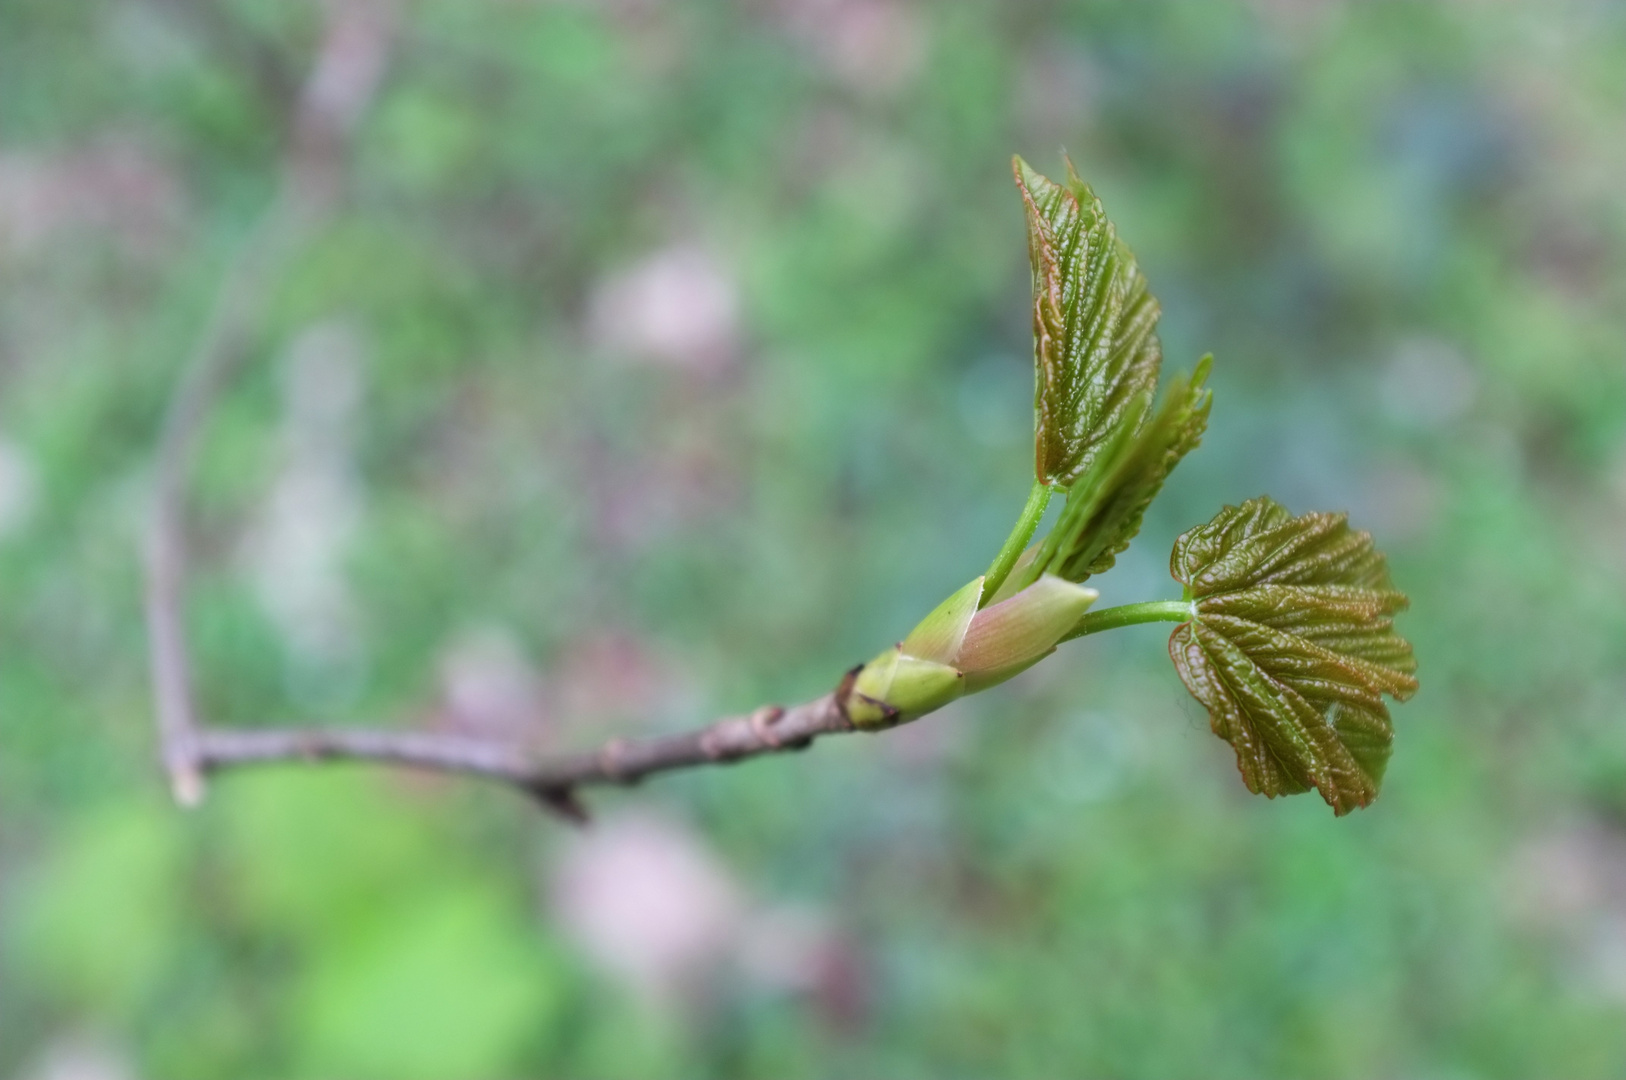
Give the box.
[845,645,901,727]
[845,644,964,729]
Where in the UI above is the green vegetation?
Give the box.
[2,1,1625,1078]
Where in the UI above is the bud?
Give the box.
[841,574,1098,728]
[845,576,981,728]
[845,647,964,728]
[899,575,982,663]
[960,575,1098,693]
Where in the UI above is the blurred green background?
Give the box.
[3,0,1625,1076]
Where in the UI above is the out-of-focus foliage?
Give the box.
[1,1,1625,1078]
[1169,496,1419,815]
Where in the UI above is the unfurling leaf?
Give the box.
[1000,357,1211,598]
[1075,354,1212,578]
[1166,497,1419,815]
[1015,155,1163,489]
[1051,357,1210,582]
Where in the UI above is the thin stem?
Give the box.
[143,8,393,809]
[1065,599,1193,641]
[191,696,854,798]
[982,480,1051,605]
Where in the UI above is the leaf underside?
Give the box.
[1167,497,1418,815]
[1015,156,1162,489]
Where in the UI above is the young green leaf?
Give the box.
[1001,357,1211,597]
[1166,497,1419,815]
[1015,155,1163,489]
[1083,355,1211,578]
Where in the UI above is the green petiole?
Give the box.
[1064,599,1193,641]
[980,479,1052,606]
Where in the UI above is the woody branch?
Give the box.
[143,2,858,817]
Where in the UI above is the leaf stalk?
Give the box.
[981,479,1052,606]
[1065,599,1193,641]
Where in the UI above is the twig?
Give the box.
[145,0,394,806]
[191,698,853,798]
[142,4,866,818]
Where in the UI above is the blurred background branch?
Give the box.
[142,0,862,817]
[144,0,394,806]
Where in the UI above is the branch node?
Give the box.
[598,738,633,782]
[749,705,788,749]
[833,664,863,726]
